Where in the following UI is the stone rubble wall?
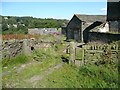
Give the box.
[88,32,120,43]
[2,39,54,59]
[109,20,120,33]
[2,40,23,59]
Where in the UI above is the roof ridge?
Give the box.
[75,14,106,16]
[73,14,106,22]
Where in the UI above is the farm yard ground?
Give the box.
[1,35,119,88]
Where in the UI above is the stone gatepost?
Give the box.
[23,39,31,55]
[69,42,75,65]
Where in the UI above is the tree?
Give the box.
[2,23,8,31]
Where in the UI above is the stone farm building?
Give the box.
[28,28,58,35]
[63,0,120,43]
[66,14,106,42]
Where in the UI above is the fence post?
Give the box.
[69,42,75,65]
[82,48,85,65]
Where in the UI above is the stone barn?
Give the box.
[107,0,120,33]
[66,14,106,42]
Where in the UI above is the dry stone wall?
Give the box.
[109,21,120,33]
[88,32,120,43]
[2,40,23,59]
[2,39,54,59]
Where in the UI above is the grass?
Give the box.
[0,61,2,74]
[78,64,118,88]
[2,54,30,72]
[36,63,118,88]
[2,39,119,88]
[2,47,62,88]
[2,56,119,88]
[75,48,83,60]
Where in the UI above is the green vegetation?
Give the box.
[3,55,116,88]
[76,48,83,60]
[2,16,68,34]
[2,48,118,88]
[37,64,118,88]
[2,54,31,72]
[2,38,119,88]
[2,46,62,88]
[0,61,2,74]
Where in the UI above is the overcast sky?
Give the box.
[2,2,107,20]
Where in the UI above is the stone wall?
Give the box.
[2,39,54,59]
[108,20,120,33]
[107,1,120,33]
[107,1,120,21]
[88,32,120,43]
[2,40,23,59]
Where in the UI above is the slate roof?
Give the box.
[75,14,106,22]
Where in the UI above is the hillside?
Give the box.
[2,16,69,34]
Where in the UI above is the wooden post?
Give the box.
[82,48,85,65]
[69,42,75,65]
